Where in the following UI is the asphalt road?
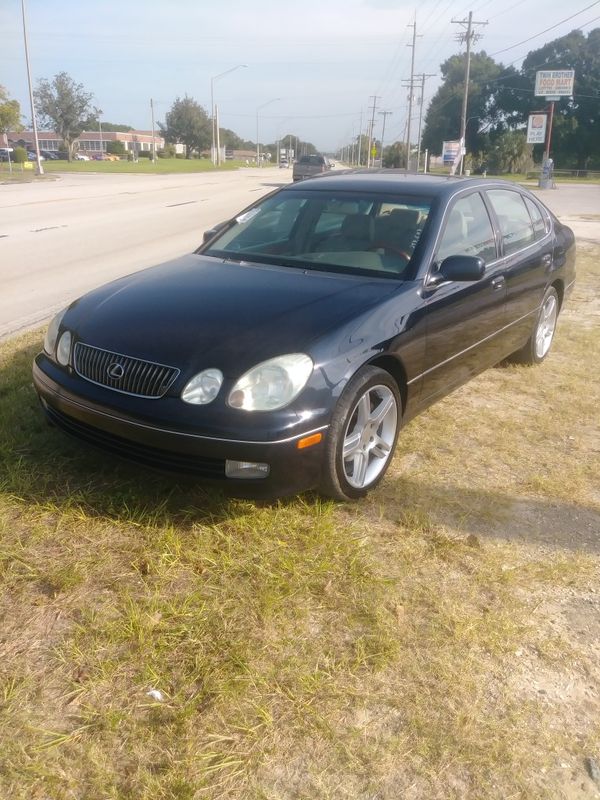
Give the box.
[0,166,291,340]
[1,170,598,342]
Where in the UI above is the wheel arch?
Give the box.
[551,278,564,311]
[366,354,408,414]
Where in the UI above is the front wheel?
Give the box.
[507,286,559,365]
[320,366,401,501]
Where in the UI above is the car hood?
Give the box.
[65,254,402,376]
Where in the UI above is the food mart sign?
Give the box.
[534,70,575,97]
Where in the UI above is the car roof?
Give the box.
[283,169,517,199]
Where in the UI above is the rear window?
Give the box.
[299,155,325,166]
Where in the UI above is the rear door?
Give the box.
[484,189,553,353]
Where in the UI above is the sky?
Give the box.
[2,0,599,151]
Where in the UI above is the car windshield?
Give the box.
[202,190,432,279]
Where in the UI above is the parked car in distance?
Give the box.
[26,151,44,161]
[292,154,328,182]
[34,172,575,501]
[0,147,13,161]
[73,153,90,161]
[40,150,60,160]
[93,153,120,161]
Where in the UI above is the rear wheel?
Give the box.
[507,286,559,365]
[320,366,401,501]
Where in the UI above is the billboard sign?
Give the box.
[526,113,547,144]
[534,70,575,97]
[442,140,461,165]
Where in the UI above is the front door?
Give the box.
[420,191,507,405]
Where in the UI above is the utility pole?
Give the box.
[378,111,392,167]
[367,95,380,168]
[150,98,156,162]
[452,11,487,174]
[404,17,421,172]
[357,109,363,167]
[415,73,436,172]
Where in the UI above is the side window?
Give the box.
[436,192,497,264]
[487,190,536,256]
[523,197,549,240]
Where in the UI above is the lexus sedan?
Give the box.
[33,172,576,500]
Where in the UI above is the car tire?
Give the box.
[320,366,401,501]
[507,286,559,365]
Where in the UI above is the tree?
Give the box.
[159,96,211,158]
[487,131,533,173]
[218,127,245,149]
[421,52,520,156]
[517,28,600,168]
[383,141,408,168]
[0,85,22,142]
[34,73,93,160]
[82,115,134,133]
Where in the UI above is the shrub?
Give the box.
[13,147,27,164]
[106,140,126,155]
[137,150,153,159]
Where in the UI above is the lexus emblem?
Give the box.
[107,362,125,380]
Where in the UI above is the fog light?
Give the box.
[225,460,270,479]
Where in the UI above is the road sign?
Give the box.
[442,140,461,165]
[526,114,547,144]
[534,70,575,97]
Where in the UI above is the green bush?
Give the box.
[106,140,126,155]
[137,150,153,159]
[13,147,27,164]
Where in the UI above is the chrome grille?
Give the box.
[73,343,180,399]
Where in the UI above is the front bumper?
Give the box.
[33,358,328,498]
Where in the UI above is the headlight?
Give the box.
[228,354,313,411]
[43,308,68,359]
[182,369,223,405]
[56,330,72,366]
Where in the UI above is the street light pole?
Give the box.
[210,64,247,166]
[20,0,43,175]
[256,98,280,168]
[94,107,103,158]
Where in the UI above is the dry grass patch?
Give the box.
[0,247,599,799]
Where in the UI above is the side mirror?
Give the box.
[202,221,229,244]
[433,255,486,284]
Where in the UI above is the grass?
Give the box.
[0,249,599,798]
[0,158,252,178]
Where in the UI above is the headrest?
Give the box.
[388,208,420,227]
[341,214,375,240]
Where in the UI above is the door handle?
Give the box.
[491,276,505,290]
[542,253,552,266]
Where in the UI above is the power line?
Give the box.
[490,0,600,55]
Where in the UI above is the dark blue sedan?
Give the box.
[33,172,576,500]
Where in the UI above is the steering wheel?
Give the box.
[370,243,411,262]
